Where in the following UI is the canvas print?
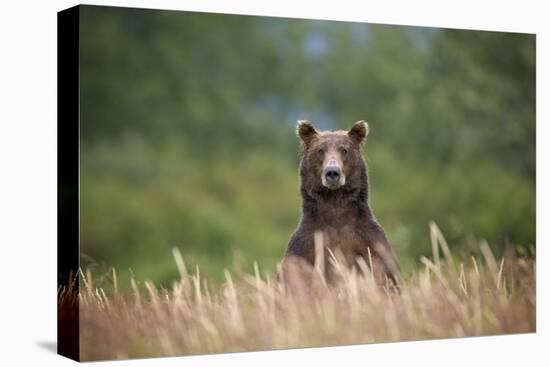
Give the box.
[57,5,536,362]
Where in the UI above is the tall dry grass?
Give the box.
[60,223,535,361]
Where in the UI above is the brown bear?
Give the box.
[281,120,400,288]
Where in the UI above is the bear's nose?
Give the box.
[325,167,341,182]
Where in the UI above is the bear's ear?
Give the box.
[296,120,318,147]
[348,120,369,145]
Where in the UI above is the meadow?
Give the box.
[60,224,535,361]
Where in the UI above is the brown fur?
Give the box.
[282,120,400,288]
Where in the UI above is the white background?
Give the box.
[0,0,547,366]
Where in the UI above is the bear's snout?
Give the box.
[322,162,345,189]
[325,167,341,182]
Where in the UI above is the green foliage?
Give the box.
[78,6,535,284]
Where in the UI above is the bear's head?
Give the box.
[297,120,369,194]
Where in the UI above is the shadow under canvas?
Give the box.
[36,340,57,354]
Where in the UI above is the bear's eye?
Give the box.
[317,148,324,155]
[340,147,348,155]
